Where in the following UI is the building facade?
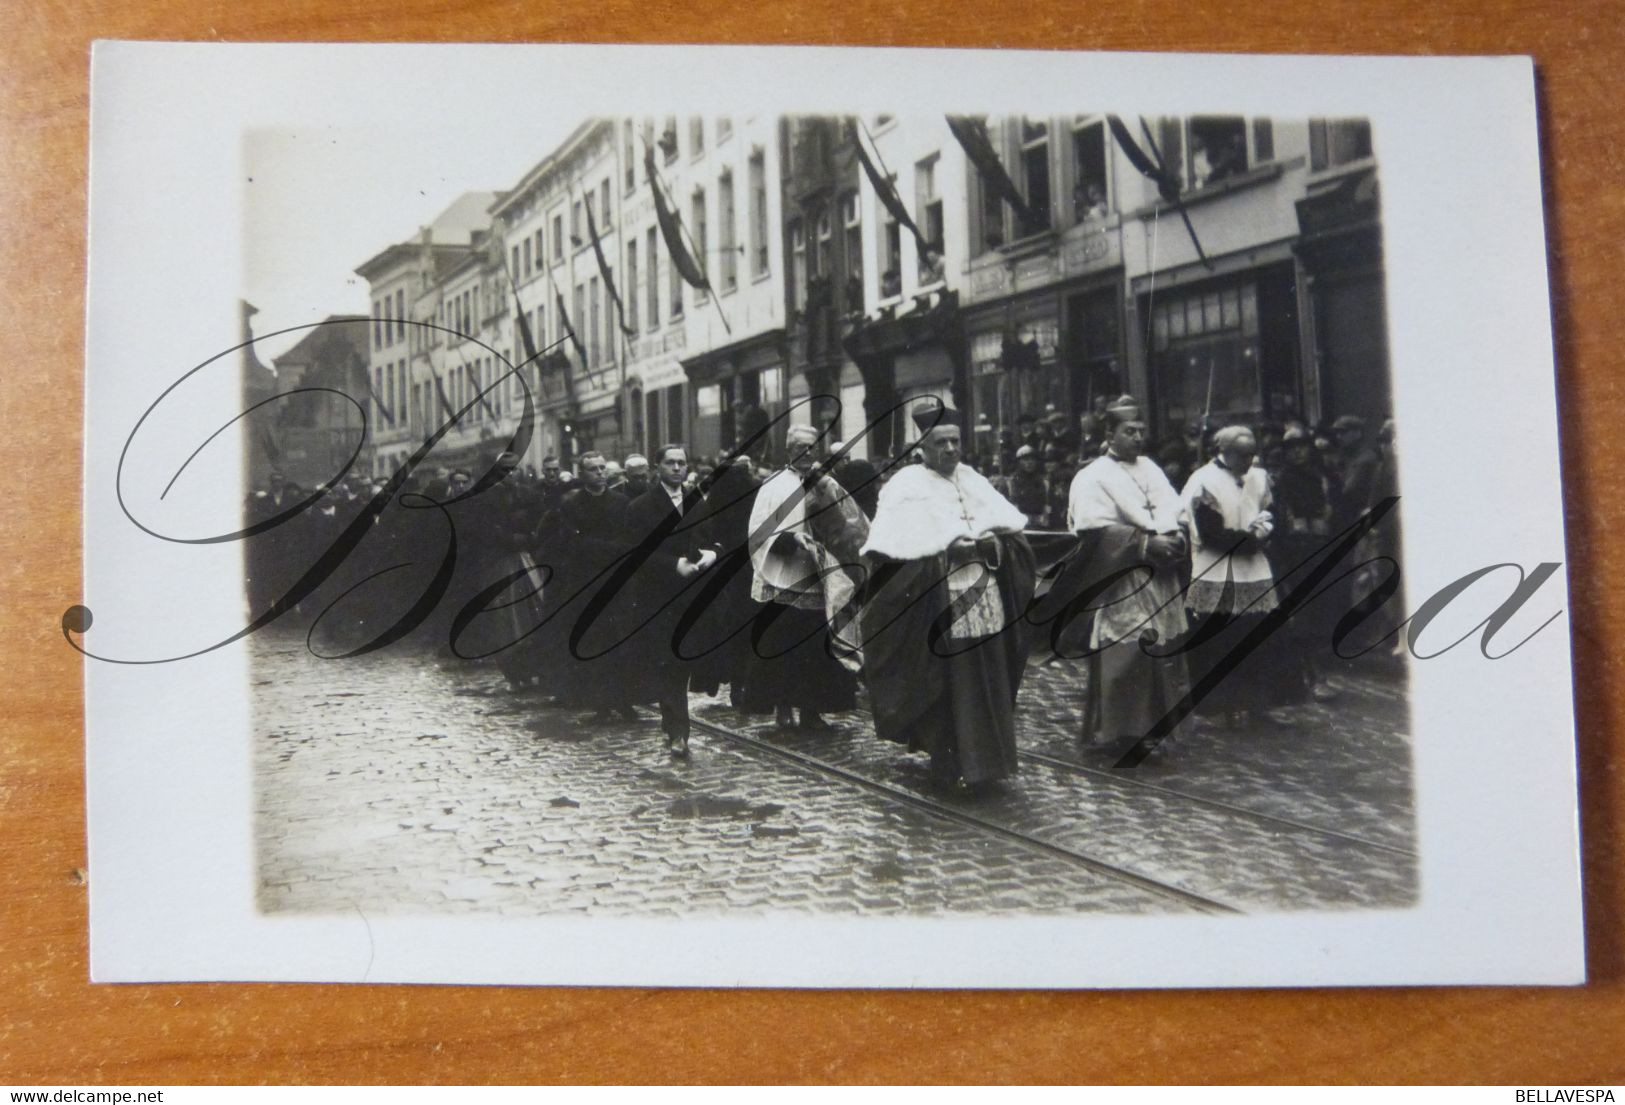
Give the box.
[353,113,1386,480]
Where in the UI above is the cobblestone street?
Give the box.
[254,628,1417,918]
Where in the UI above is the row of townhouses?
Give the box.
[354,113,1383,476]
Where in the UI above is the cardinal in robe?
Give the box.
[1064,395,1192,752]
[741,424,866,729]
[858,403,1036,790]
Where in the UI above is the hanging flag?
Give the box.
[431,370,455,417]
[851,119,932,255]
[946,115,1042,235]
[555,291,590,370]
[1107,116,1181,203]
[644,147,710,292]
[457,348,499,421]
[584,197,635,338]
[1106,115,1214,269]
[512,292,540,366]
[360,367,394,426]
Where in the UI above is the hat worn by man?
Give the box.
[1015,444,1036,459]
[1102,394,1143,427]
[910,401,963,434]
[1332,415,1366,433]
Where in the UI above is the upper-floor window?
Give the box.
[626,239,640,332]
[842,191,862,309]
[718,169,737,293]
[689,118,705,158]
[533,228,544,270]
[670,229,684,320]
[1187,116,1248,188]
[588,276,601,367]
[523,237,533,277]
[880,204,902,299]
[814,208,832,280]
[789,218,806,313]
[915,155,944,285]
[395,290,405,341]
[552,214,564,262]
[624,121,637,192]
[717,117,733,143]
[748,149,769,278]
[1020,118,1052,232]
[571,200,583,246]
[1309,118,1372,171]
[1072,117,1109,222]
[511,245,521,279]
[646,227,661,330]
[600,179,611,228]
[661,116,679,164]
[691,187,708,301]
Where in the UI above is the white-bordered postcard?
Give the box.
[80,42,1582,987]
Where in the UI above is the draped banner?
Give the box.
[946,114,1041,234]
[644,147,710,292]
[851,118,932,254]
[584,198,635,338]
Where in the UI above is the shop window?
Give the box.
[915,155,944,285]
[760,366,783,406]
[1149,282,1261,436]
[1309,118,1373,171]
[1020,118,1051,232]
[1188,116,1248,188]
[1072,117,1109,222]
[695,383,722,416]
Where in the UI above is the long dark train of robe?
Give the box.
[860,535,1037,784]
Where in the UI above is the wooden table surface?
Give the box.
[3,0,1621,1085]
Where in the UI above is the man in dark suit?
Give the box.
[621,443,717,756]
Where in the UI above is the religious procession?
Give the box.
[243,392,1400,796]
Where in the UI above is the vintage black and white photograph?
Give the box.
[82,44,1580,987]
[239,108,1411,921]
